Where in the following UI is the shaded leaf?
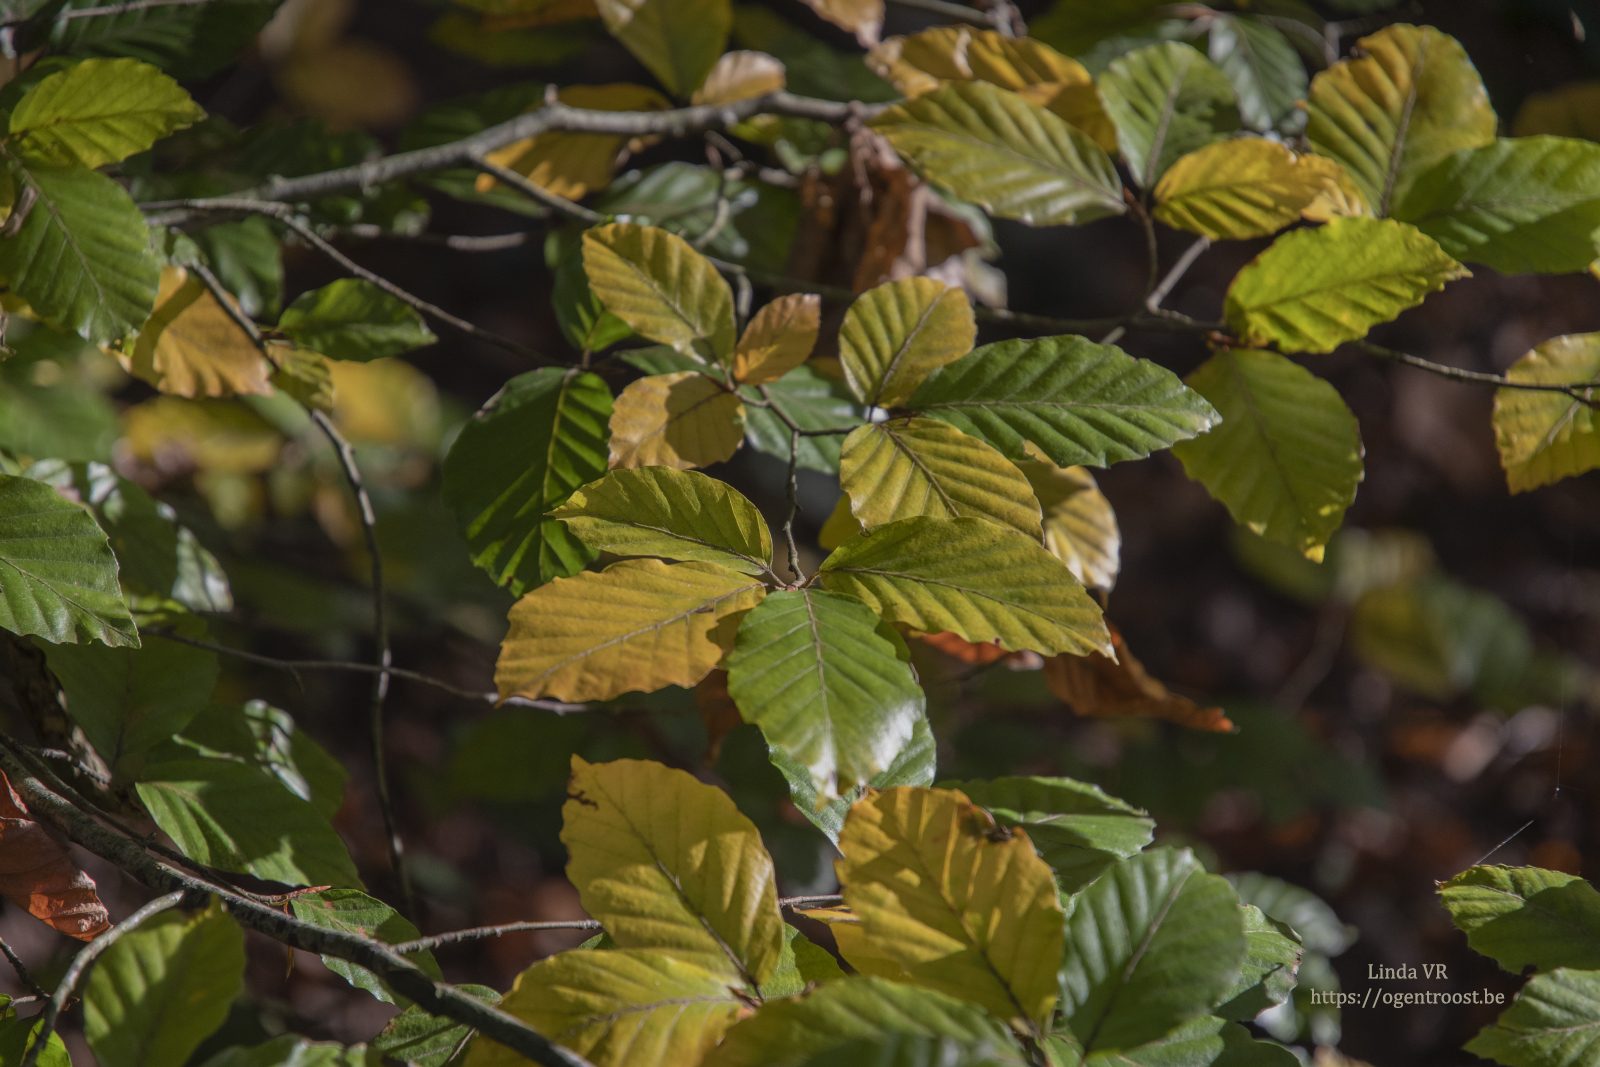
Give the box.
[1439,866,1600,973]
[1044,626,1234,732]
[1305,23,1496,215]
[1174,348,1364,559]
[1209,15,1306,132]
[374,985,499,1067]
[9,57,203,167]
[276,278,436,361]
[122,266,272,398]
[734,293,819,384]
[0,769,109,939]
[1083,1014,1299,1066]
[1020,461,1120,591]
[553,467,772,574]
[1099,41,1239,188]
[1154,139,1336,240]
[495,559,763,702]
[1492,333,1600,493]
[1216,905,1303,1021]
[443,367,611,595]
[909,335,1219,467]
[840,418,1043,537]
[609,371,745,469]
[594,0,730,96]
[562,757,783,984]
[1227,871,1354,956]
[1223,217,1466,354]
[838,277,975,408]
[1465,968,1600,1067]
[290,889,440,1004]
[1514,82,1600,141]
[871,82,1125,227]
[743,365,860,473]
[42,0,281,80]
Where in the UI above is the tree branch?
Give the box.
[0,744,595,1067]
[1357,341,1600,402]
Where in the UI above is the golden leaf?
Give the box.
[1043,626,1234,732]
[693,50,786,106]
[475,84,669,200]
[608,372,744,469]
[121,267,272,399]
[732,293,819,384]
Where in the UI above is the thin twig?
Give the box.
[1358,341,1600,402]
[22,891,188,1067]
[189,264,413,918]
[0,746,595,1067]
[1147,236,1210,311]
[332,226,539,252]
[783,429,803,582]
[887,0,995,27]
[0,934,44,998]
[468,157,604,225]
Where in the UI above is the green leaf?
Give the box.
[819,516,1110,656]
[1216,905,1303,1021]
[83,905,244,1067]
[562,757,784,985]
[442,368,611,595]
[42,637,218,779]
[1083,1014,1299,1066]
[1154,139,1336,240]
[1440,866,1600,973]
[8,58,203,167]
[871,81,1125,226]
[198,1036,376,1067]
[1394,136,1600,275]
[945,776,1154,892]
[1022,462,1121,592]
[796,1034,1020,1067]
[1306,23,1496,214]
[762,925,848,999]
[495,560,764,702]
[1209,15,1307,133]
[594,0,730,96]
[705,976,1013,1067]
[0,161,160,344]
[0,473,137,647]
[1492,333,1600,492]
[136,748,361,887]
[1226,872,1354,956]
[375,985,499,1067]
[290,889,441,1004]
[841,418,1043,538]
[908,336,1219,467]
[181,700,347,819]
[466,948,745,1067]
[554,242,632,354]
[743,365,861,473]
[838,277,975,408]
[551,467,773,575]
[190,217,283,319]
[1059,848,1247,1053]
[727,589,926,802]
[276,279,437,361]
[582,221,736,366]
[0,1015,70,1067]
[772,716,937,844]
[1465,968,1600,1067]
[1173,349,1364,560]
[594,161,801,274]
[1223,217,1467,354]
[41,0,282,80]
[1099,41,1240,188]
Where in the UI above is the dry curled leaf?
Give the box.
[1044,627,1233,732]
[0,771,110,940]
[916,630,1014,666]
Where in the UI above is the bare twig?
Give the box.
[0,934,44,998]
[22,891,188,1067]
[1147,236,1211,311]
[468,157,604,225]
[783,429,803,582]
[1357,341,1600,402]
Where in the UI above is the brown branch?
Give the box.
[1357,341,1600,403]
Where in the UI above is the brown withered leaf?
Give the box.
[0,771,110,940]
[917,631,1013,667]
[1044,627,1234,733]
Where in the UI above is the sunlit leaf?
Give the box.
[443,368,611,594]
[195,1036,375,1066]
[0,473,137,647]
[476,83,669,200]
[1465,968,1600,1067]
[594,0,730,96]
[0,769,110,939]
[83,905,244,1067]
[1394,136,1600,275]
[1491,333,1600,493]
[1059,848,1247,1053]
[583,222,736,365]
[1305,23,1496,215]
[495,559,764,701]
[1440,866,1600,973]
[1082,1014,1299,1066]
[1044,626,1234,732]
[1154,139,1337,240]
[838,277,974,408]
[871,81,1125,227]
[552,466,773,575]
[726,588,925,801]
[1019,461,1120,591]
[1174,348,1364,559]
[772,717,937,845]
[276,278,436,361]
[607,371,745,469]
[837,786,1063,1025]
[796,0,882,47]
[8,57,203,167]
[1223,217,1467,354]
[693,50,786,106]
[820,516,1110,656]
[1099,41,1239,188]
[123,267,272,398]
[908,335,1219,467]
[841,418,1043,538]
[563,757,784,984]
[1227,871,1354,956]
[733,293,819,384]
[1217,905,1303,1021]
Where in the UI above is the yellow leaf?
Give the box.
[796,906,908,980]
[692,50,785,106]
[1492,332,1600,493]
[1154,139,1339,240]
[840,417,1043,538]
[608,371,744,469]
[836,786,1065,1027]
[583,222,736,364]
[563,757,784,985]
[868,27,1114,149]
[275,40,418,129]
[328,359,441,448]
[796,0,882,47]
[1300,155,1371,222]
[817,494,860,551]
[269,346,334,412]
[496,559,763,702]
[1514,81,1600,140]
[465,947,746,1067]
[475,84,669,200]
[732,293,819,384]
[122,398,282,474]
[121,267,272,399]
[838,277,974,407]
[1020,460,1120,591]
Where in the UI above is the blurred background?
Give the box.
[1,0,1597,1062]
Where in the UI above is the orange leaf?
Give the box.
[0,772,110,940]
[917,631,1013,666]
[1043,627,1233,733]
